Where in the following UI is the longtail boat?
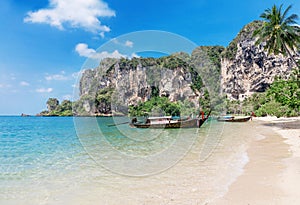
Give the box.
[217,116,251,122]
[130,111,211,129]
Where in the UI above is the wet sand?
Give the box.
[214,117,300,205]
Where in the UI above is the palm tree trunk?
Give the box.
[283,43,300,69]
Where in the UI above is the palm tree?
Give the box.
[253,4,300,69]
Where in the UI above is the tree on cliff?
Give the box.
[253,4,300,69]
[46,98,59,112]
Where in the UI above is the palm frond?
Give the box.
[253,4,300,68]
[285,14,299,25]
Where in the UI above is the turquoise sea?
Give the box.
[0,116,255,205]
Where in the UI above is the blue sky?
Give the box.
[0,0,299,115]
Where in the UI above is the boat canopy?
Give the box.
[147,116,172,120]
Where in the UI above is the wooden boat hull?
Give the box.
[217,116,251,122]
[130,110,211,129]
[130,118,207,129]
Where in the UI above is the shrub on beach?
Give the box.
[255,100,290,118]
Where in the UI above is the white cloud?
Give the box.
[131,53,140,58]
[75,43,97,58]
[112,39,134,48]
[0,83,11,88]
[100,32,105,38]
[125,40,133,48]
[97,50,125,59]
[20,81,30,86]
[24,0,115,34]
[45,71,69,81]
[36,88,53,93]
[75,43,126,59]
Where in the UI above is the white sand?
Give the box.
[273,124,300,204]
[214,117,300,204]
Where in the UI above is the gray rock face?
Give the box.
[159,68,194,102]
[79,59,200,115]
[221,22,297,101]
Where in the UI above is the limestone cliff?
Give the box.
[220,21,297,100]
[77,57,204,115]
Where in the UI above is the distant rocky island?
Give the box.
[38,21,298,117]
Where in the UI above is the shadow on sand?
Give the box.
[262,119,300,130]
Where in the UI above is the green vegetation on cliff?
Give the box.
[40,98,73,116]
[107,55,193,73]
[128,97,181,117]
[128,96,208,117]
[228,75,300,117]
[221,21,263,60]
[191,46,224,112]
[95,87,115,114]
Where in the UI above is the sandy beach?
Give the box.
[214,117,300,205]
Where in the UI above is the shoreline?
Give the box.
[214,116,300,204]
